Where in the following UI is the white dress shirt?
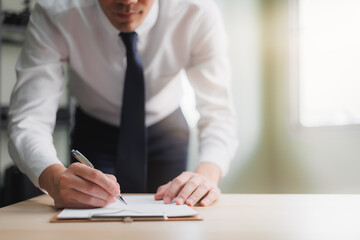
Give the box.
[8,0,238,187]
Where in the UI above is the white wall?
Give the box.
[2,1,37,9]
[264,0,360,193]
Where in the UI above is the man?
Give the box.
[8,0,238,208]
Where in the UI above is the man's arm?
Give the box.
[155,1,238,206]
[8,2,68,188]
[8,3,120,208]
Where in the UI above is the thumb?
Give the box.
[154,182,171,200]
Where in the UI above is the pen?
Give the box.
[71,149,127,205]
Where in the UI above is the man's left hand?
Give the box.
[154,162,222,207]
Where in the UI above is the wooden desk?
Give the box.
[1,194,360,240]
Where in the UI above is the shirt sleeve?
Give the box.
[185,2,238,176]
[7,3,69,188]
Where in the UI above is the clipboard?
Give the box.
[50,195,203,223]
[50,210,202,223]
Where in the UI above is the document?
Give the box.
[57,195,199,220]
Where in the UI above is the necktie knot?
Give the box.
[120,32,138,53]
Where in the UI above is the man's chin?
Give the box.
[116,22,139,33]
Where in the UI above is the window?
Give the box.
[292,0,360,127]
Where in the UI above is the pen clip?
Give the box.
[71,149,94,168]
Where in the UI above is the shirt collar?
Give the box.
[96,0,159,40]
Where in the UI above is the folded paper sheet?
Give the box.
[57,195,199,219]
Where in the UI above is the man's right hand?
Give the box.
[39,163,120,208]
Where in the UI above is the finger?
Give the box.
[185,182,212,206]
[70,163,120,196]
[61,172,115,203]
[200,187,221,207]
[154,182,171,200]
[163,172,193,204]
[175,176,203,205]
[105,174,117,184]
[105,174,121,192]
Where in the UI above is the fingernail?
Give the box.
[201,199,209,206]
[176,197,184,204]
[187,198,194,205]
[164,196,171,203]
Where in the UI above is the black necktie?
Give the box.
[116,32,147,193]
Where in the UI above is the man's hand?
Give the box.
[39,163,120,208]
[154,162,222,207]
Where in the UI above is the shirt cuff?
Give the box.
[8,139,64,188]
[199,145,231,177]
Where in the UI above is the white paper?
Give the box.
[57,195,198,219]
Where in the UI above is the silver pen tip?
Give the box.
[117,195,127,205]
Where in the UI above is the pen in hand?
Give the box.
[71,149,127,205]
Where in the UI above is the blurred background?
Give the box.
[0,0,359,206]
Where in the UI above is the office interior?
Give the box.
[1,0,359,207]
